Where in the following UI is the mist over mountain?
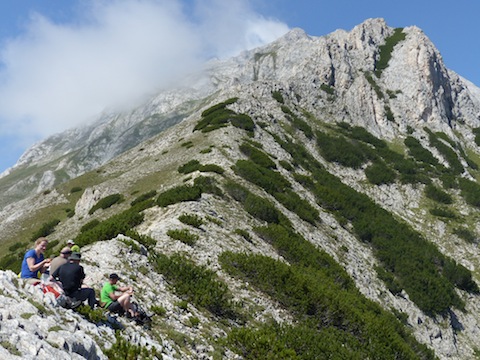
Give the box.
[1,18,480,359]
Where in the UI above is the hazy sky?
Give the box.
[0,0,478,174]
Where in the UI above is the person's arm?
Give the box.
[26,256,50,273]
[118,285,134,294]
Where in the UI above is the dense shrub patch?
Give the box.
[179,213,204,228]
[30,219,61,241]
[89,193,124,215]
[281,105,314,139]
[156,185,202,207]
[194,98,254,134]
[80,219,101,233]
[274,135,479,315]
[220,248,434,359]
[425,184,453,204]
[316,130,369,168]
[152,253,239,319]
[425,128,464,175]
[458,178,480,207]
[178,160,225,175]
[233,159,318,224]
[167,229,198,246]
[404,136,439,167]
[130,190,158,206]
[74,205,145,247]
[365,161,396,185]
[239,143,276,169]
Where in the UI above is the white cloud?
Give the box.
[0,0,289,141]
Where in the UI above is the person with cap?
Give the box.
[67,239,80,253]
[49,247,72,276]
[51,252,97,309]
[100,273,138,318]
[20,237,51,284]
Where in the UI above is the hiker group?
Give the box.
[20,237,141,320]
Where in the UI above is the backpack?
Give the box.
[131,301,153,328]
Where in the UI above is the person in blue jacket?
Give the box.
[20,237,51,284]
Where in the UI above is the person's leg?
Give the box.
[117,293,137,317]
[72,288,97,308]
[107,301,125,315]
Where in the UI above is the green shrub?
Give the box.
[70,186,83,193]
[167,229,198,246]
[178,160,201,174]
[365,72,384,98]
[239,143,276,169]
[338,124,387,148]
[458,178,480,207]
[199,164,225,174]
[194,98,240,133]
[453,227,477,243]
[365,161,396,185]
[234,229,252,242]
[0,253,23,272]
[233,160,290,194]
[74,206,145,247]
[150,305,166,316]
[156,185,202,207]
[224,180,250,203]
[429,207,456,219]
[193,176,223,196]
[404,136,439,166]
[320,83,335,95]
[130,190,158,206]
[89,194,124,215]
[125,230,157,249]
[30,219,61,241]
[279,160,293,171]
[384,105,395,121]
[272,90,284,103]
[201,97,238,117]
[152,253,239,319]
[244,193,282,224]
[104,332,158,359]
[8,242,26,252]
[473,127,480,146]
[80,219,101,233]
[426,128,464,175]
[425,184,453,204]
[231,114,255,133]
[316,131,368,168]
[179,213,204,228]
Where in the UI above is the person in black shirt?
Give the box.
[51,252,97,309]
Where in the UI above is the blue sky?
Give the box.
[0,0,478,174]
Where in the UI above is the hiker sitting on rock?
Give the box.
[100,273,138,318]
[51,252,97,309]
[20,237,51,285]
[66,239,80,253]
[49,247,72,276]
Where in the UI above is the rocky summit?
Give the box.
[1,18,480,359]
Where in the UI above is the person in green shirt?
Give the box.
[100,273,137,317]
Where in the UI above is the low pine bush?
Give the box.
[89,194,124,215]
[167,229,198,246]
[156,185,202,207]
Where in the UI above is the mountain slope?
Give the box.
[1,18,480,359]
